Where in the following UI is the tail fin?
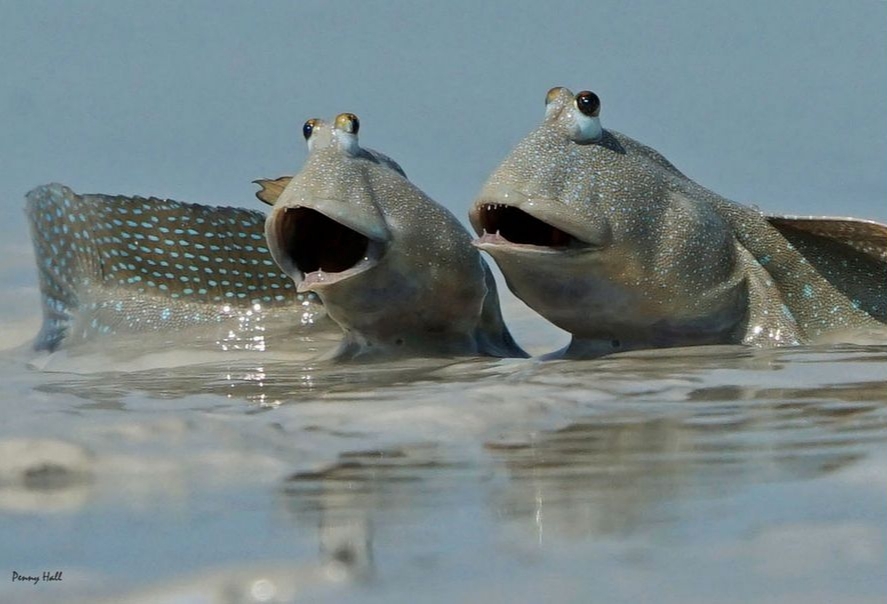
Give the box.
[25,183,299,351]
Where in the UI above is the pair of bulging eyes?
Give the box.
[302,113,360,141]
[299,90,600,143]
[545,88,601,117]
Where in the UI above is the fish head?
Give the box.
[266,115,388,284]
[470,87,745,351]
[265,113,489,355]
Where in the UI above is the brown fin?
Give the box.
[766,215,887,263]
[253,176,292,206]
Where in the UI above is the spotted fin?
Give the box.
[767,215,887,263]
[765,214,887,324]
[26,183,301,351]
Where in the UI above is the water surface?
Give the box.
[0,311,884,603]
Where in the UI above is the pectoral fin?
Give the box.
[473,261,528,358]
[764,214,887,325]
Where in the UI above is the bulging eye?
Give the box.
[575,91,600,117]
[302,118,318,141]
[335,113,360,135]
[545,87,564,106]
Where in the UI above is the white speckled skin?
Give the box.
[266,115,524,360]
[26,183,317,352]
[471,87,887,357]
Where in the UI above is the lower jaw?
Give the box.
[297,273,335,293]
[472,231,594,257]
[472,239,565,257]
[298,265,372,293]
[296,251,382,293]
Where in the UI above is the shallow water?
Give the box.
[0,283,885,603]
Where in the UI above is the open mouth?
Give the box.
[271,207,381,289]
[475,203,584,249]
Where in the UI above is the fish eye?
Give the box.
[302,119,318,141]
[545,87,563,106]
[335,113,360,135]
[575,91,600,117]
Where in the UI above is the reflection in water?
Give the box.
[0,439,94,513]
[488,418,865,542]
[279,414,873,560]
[275,348,886,572]
[32,354,500,409]
[279,447,477,582]
[2,344,885,601]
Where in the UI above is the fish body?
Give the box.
[471,87,887,357]
[264,114,526,360]
[26,183,320,352]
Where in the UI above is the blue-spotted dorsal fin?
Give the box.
[25,183,300,351]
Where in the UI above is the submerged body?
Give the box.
[264,114,525,360]
[471,87,887,357]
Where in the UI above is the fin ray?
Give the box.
[253,176,292,206]
[767,215,887,263]
[26,183,300,350]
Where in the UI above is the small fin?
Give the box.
[25,183,300,351]
[474,261,528,358]
[253,176,292,206]
[767,215,887,263]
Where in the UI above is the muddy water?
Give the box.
[0,283,885,603]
